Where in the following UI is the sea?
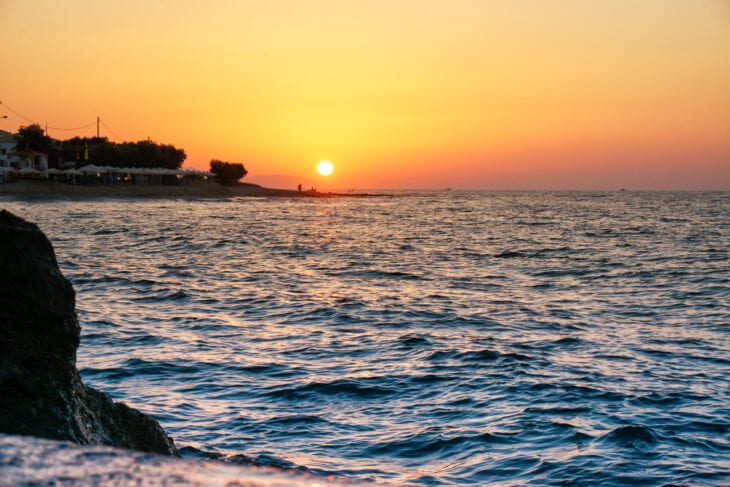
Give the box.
[1,191,728,486]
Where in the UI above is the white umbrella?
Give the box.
[0,166,15,173]
[63,169,84,176]
[17,167,39,175]
[44,168,62,175]
[79,164,106,174]
[188,170,211,177]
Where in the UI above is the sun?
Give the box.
[317,160,334,176]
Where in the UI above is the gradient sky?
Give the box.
[1,0,728,189]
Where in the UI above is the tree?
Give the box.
[210,160,248,185]
[15,125,54,153]
[58,136,186,169]
[161,144,186,169]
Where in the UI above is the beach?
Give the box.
[0,180,361,199]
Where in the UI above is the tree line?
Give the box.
[14,124,186,169]
[13,124,249,183]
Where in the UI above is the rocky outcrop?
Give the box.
[0,209,177,455]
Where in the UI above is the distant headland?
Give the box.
[0,178,374,199]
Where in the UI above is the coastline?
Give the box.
[0,180,378,199]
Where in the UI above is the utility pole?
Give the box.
[97,116,100,138]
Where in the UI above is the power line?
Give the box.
[99,118,124,142]
[0,100,126,140]
[0,100,38,124]
[1,100,98,132]
[47,121,97,131]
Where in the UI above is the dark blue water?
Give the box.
[2,191,728,485]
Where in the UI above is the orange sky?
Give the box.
[1,0,728,189]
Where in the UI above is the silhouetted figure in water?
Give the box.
[298,183,302,192]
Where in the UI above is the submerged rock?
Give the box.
[0,209,177,455]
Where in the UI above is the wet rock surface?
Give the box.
[0,210,176,455]
[0,434,357,486]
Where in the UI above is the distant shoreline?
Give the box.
[0,180,379,199]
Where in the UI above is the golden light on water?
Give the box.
[317,161,334,176]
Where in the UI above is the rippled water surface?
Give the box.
[2,192,729,485]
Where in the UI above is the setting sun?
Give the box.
[317,161,334,176]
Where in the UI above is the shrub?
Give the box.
[210,160,248,185]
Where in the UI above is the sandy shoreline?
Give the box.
[0,180,374,199]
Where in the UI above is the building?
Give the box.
[8,149,48,171]
[0,130,16,167]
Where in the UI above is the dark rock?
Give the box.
[0,209,177,455]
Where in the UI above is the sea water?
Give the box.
[1,191,728,485]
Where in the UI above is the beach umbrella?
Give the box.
[79,164,106,174]
[41,168,61,180]
[63,169,84,176]
[17,167,39,176]
[0,166,14,173]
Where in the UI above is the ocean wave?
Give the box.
[366,430,518,459]
[599,425,660,447]
[263,378,399,401]
[6,191,728,486]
